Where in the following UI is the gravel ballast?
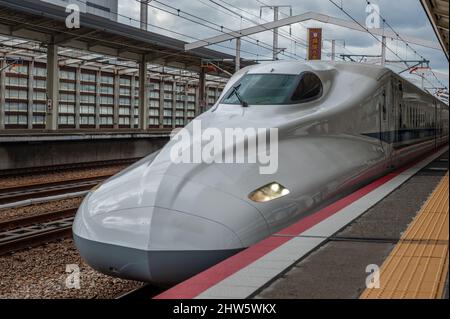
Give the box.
[0,165,128,190]
[0,198,83,223]
[0,239,144,299]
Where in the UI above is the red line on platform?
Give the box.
[155,146,445,299]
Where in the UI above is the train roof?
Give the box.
[245,61,448,107]
[245,60,390,79]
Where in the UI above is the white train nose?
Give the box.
[73,201,244,284]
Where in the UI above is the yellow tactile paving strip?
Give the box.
[361,173,449,299]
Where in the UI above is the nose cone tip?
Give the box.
[73,195,244,284]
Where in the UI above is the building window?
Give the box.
[6,76,28,87]
[33,91,46,101]
[33,115,45,124]
[100,106,113,115]
[5,102,28,112]
[149,91,160,99]
[100,96,114,104]
[60,70,76,80]
[6,89,28,99]
[120,87,131,95]
[81,84,96,92]
[34,79,47,89]
[33,67,47,77]
[100,117,113,125]
[101,75,114,84]
[120,78,131,86]
[119,107,130,115]
[33,103,46,112]
[80,116,95,125]
[59,115,75,125]
[81,72,96,82]
[59,104,75,113]
[60,93,75,102]
[6,114,27,125]
[119,97,131,105]
[119,117,130,125]
[80,94,95,104]
[149,117,159,126]
[80,105,95,114]
[100,86,113,94]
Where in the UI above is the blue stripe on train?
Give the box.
[363,128,442,144]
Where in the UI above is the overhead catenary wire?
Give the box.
[68,0,264,60]
[251,0,357,60]
[135,0,302,60]
[328,0,448,96]
[209,0,309,49]
[364,0,447,91]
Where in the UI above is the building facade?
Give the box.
[0,58,224,130]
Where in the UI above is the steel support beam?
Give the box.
[27,59,34,129]
[140,0,149,31]
[139,55,148,130]
[198,68,206,115]
[331,39,336,61]
[45,43,58,130]
[0,57,5,130]
[113,71,120,129]
[273,7,279,61]
[235,38,241,72]
[130,74,136,129]
[185,12,441,52]
[381,36,386,67]
[75,67,80,129]
[95,70,101,129]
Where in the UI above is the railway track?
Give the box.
[0,207,78,232]
[0,216,75,256]
[0,179,103,206]
[0,158,140,178]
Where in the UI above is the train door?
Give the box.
[380,81,393,167]
[391,78,403,167]
[434,101,438,149]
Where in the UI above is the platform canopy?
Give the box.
[421,0,449,60]
[0,0,251,75]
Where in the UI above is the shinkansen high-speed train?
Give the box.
[73,61,449,286]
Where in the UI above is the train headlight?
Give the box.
[249,182,290,203]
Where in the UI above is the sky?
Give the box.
[115,0,449,90]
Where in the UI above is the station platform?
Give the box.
[0,130,170,171]
[156,147,449,299]
[0,130,171,143]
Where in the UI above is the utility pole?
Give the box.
[273,7,279,61]
[324,39,345,61]
[260,5,292,61]
[140,0,150,31]
[235,38,241,72]
[381,35,386,66]
[331,40,336,61]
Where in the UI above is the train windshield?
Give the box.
[221,73,323,105]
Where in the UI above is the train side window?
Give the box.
[382,91,387,121]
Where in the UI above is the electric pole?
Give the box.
[260,5,292,61]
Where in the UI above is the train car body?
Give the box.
[73,61,449,286]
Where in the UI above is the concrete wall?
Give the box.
[0,137,168,170]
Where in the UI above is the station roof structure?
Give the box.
[421,0,449,60]
[0,0,250,76]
